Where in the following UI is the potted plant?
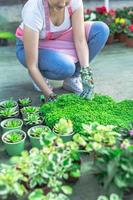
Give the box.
[0,108,19,121]
[73,122,121,153]
[21,106,40,118]
[0,32,15,46]
[53,118,74,142]
[2,129,26,156]
[18,97,32,109]
[125,23,133,47]
[12,147,73,197]
[97,194,121,200]
[0,118,23,133]
[0,164,27,200]
[114,17,127,42]
[28,189,71,200]
[87,147,133,199]
[107,22,116,44]
[24,113,44,128]
[0,98,18,111]
[27,125,51,148]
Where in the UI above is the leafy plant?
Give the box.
[0,32,15,40]
[4,119,22,128]
[81,122,120,152]
[3,131,23,143]
[0,108,18,118]
[28,189,70,200]
[88,147,133,194]
[40,94,133,134]
[0,164,27,199]
[29,126,51,138]
[124,24,133,37]
[97,193,121,200]
[53,118,73,136]
[21,106,40,115]
[24,114,43,125]
[0,98,17,109]
[18,98,31,106]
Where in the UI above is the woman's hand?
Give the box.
[46,92,57,102]
[80,66,94,99]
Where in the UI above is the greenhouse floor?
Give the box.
[0,42,133,200]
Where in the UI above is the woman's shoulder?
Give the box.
[22,0,43,12]
[70,0,83,11]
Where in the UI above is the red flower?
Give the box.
[108,9,116,16]
[96,6,107,14]
[128,24,133,32]
[86,9,92,14]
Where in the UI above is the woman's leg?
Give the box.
[73,21,110,77]
[16,38,76,80]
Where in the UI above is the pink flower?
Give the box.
[128,24,133,32]
[108,9,116,16]
[129,129,133,136]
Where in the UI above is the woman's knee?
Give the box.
[91,21,110,41]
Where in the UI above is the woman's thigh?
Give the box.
[16,38,76,79]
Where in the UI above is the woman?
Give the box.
[16,0,109,102]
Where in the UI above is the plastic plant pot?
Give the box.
[2,130,26,156]
[1,118,23,134]
[53,130,74,143]
[0,99,18,111]
[27,125,51,149]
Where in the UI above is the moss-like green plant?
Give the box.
[40,94,133,134]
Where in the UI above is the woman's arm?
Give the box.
[71,5,89,67]
[23,25,53,98]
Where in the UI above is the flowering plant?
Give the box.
[124,24,133,37]
[115,17,128,34]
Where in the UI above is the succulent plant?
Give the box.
[53,118,73,136]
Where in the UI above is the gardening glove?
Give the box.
[46,92,57,103]
[80,65,94,100]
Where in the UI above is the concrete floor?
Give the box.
[0,42,133,200]
[0,42,133,102]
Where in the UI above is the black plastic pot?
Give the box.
[0,39,8,46]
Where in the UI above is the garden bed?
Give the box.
[0,94,133,200]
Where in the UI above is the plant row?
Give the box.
[84,6,133,47]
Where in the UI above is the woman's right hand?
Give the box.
[46,92,57,102]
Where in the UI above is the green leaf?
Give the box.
[61,185,73,195]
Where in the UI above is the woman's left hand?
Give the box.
[80,66,94,100]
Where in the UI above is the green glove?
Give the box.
[80,65,94,100]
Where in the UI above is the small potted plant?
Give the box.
[2,129,26,156]
[18,97,32,109]
[0,98,18,111]
[107,22,116,44]
[1,118,23,133]
[0,32,15,46]
[125,23,133,47]
[24,113,44,128]
[0,108,19,121]
[97,194,121,200]
[53,118,74,142]
[27,125,51,148]
[21,106,40,118]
